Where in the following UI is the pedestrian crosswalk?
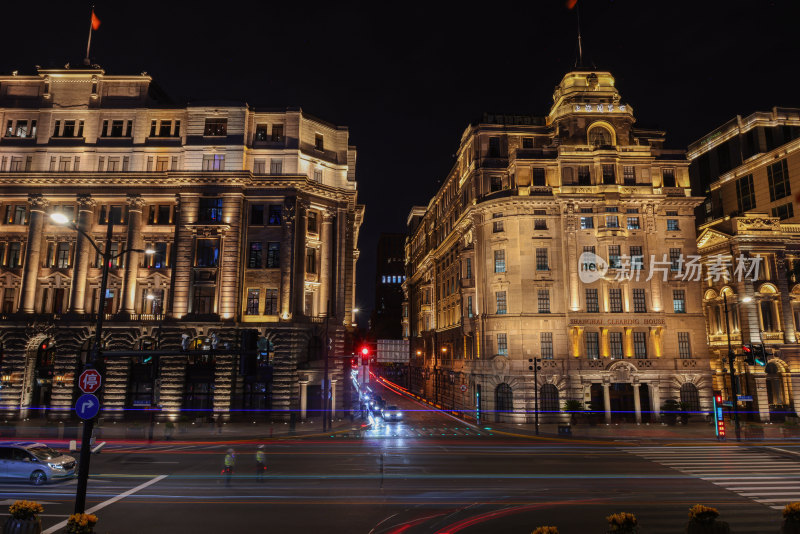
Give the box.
[622,445,800,511]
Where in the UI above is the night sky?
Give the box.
[3,1,799,327]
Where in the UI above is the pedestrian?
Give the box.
[223,448,235,486]
[255,444,266,482]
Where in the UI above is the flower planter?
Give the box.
[686,520,730,534]
[3,517,42,534]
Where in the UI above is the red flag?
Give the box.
[566,0,578,9]
[91,10,101,30]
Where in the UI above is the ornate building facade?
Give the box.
[0,65,363,419]
[690,108,800,421]
[403,70,712,424]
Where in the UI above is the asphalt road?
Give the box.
[0,378,794,533]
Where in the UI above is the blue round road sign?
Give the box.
[75,393,100,420]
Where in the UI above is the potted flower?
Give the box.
[563,399,584,425]
[4,500,43,534]
[686,504,730,533]
[606,512,638,533]
[662,399,680,426]
[532,527,559,534]
[66,513,98,534]
[782,502,800,533]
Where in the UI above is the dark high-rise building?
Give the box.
[371,233,405,339]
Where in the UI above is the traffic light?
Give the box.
[753,344,767,367]
[360,346,370,361]
[742,343,754,365]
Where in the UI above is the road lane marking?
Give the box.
[42,474,167,534]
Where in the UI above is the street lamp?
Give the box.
[50,212,153,513]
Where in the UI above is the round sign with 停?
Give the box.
[75,393,100,420]
[78,369,102,393]
[460,384,467,393]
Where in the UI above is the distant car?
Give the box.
[0,442,76,485]
[382,406,403,422]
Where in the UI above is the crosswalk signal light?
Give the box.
[742,343,755,365]
[360,346,370,359]
[753,344,767,367]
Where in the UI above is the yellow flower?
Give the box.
[532,527,559,534]
[784,502,800,519]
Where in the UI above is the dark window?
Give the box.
[56,242,70,268]
[248,242,262,268]
[532,167,546,186]
[627,217,640,230]
[305,248,317,274]
[585,332,599,359]
[204,118,227,136]
[541,384,558,412]
[157,205,171,225]
[673,290,686,313]
[736,174,756,212]
[264,288,278,315]
[266,242,280,268]
[110,120,125,137]
[537,289,550,313]
[7,242,21,267]
[761,300,776,331]
[490,176,503,192]
[586,289,599,313]
[522,137,534,149]
[307,211,318,233]
[633,288,646,312]
[246,289,260,315]
[492,213,504,233]
[580,216,594,229]
[662,168,676,187]
[602,164,616,184]
[159,120,172,137]
[589,127,612,146]
[488,136,501,157]
[268,205,282,225]
[496,291,507,314]
[609,245,621,269]
[195,239,219,267]
[198,198,223,223]
[271,124,284,142]
[540,332,553,359]
[314,134,324,151]
[578,166,591,185]
[149,120,156,137]
[623,166,636,185]
[667,219,679,231]
[772,203,794,220]
[680,382,699,411]
[250,205,264,225]
[62,120,76,137]
[464,258,472,279]
[609,288,623,313]
[534,218,547,230]
[497,333,508,355]
[536,248,548,271]
[678,332,691,359]
[633,332,647,359]
[152,243,168,268]
[494,249,505,273]
[192,287,215,314]
[255,124,267,141]
[670,248,682,271]
[768,159,791,202]
[610,332,623,359]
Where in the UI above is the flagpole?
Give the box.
[575,2,583,68]
[85,6,94,65]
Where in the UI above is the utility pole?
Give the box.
[723,292,742,442]
[322,299,331,432]
[532,357,541,436]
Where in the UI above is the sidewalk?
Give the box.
[0,415,365,444]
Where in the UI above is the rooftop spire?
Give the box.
[574,1,584,68]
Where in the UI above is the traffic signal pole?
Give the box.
[722,292,742,442]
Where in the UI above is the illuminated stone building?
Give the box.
[690,108,800,421]
[403,70,712,424]
[0,65,363,419]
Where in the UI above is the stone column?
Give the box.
[603,382,611,424]
[69,195,96,313]
[299,379,308,420]
[219,194,243,320]
[776,254,796,342]
[565,204,580,311]
[651,383,661,422]
[280,200,296,319]
[21,194,49,313]
[121,194,145,314]
[330,378,338,418]
[293,200,308,317]
[172,194,197,318]
[633,382,642,424]
[319,209,335,316]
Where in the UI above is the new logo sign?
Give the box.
[578,251,608,284]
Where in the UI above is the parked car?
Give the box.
[382,406,403,423]
[0,442,76,485]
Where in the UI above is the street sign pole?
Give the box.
[74,219,112,514]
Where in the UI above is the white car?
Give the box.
[0,442,76,485]
[382,406,403,423]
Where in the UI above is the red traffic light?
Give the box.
[361,347,369,357]
[715,395,722,403]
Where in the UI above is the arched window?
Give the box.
[495,383,513,422]
[588,126,613,147]
[680,383,700,413]
[540,384,559,413]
